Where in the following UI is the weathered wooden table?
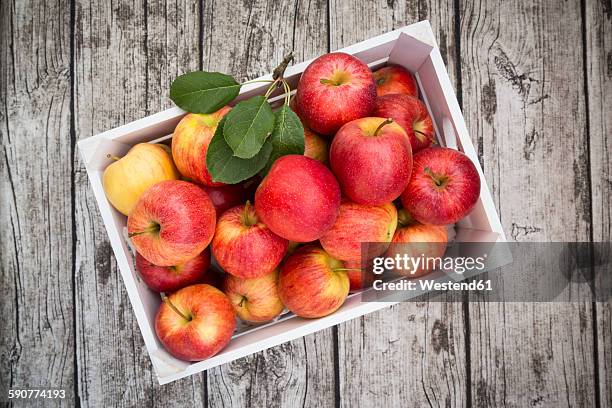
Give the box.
[1,0,610,406]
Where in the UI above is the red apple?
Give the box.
[155,284,235,361]
[202,184,246,217]
[278,245,349,318]
[136,248,211,292]
[372,65,418,97]
[223,269,285,323]
[386,209,448,277]
[295,52,376,135]
[128,180,216,266]
[373,94,435,153]
[330,117,412,205]
[255,155,341,242]
[172,106,231,186]
[212,203,288,279]
[319,201,398,261]
[304,127,329,164]
[401,147,480,225]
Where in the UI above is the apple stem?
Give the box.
[424,167,444,187]
[397,208,416,227]
[238,296,247,308]
[128,224,160,238]
[332,268,363,272]
[106,153,121,161]
[242,201,258,227]
[273,51,294,81]
[374,118,394,136]
[161,293,192,322]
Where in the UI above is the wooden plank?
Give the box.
[73,0,206,406]
[328,1,469,406]
[201,1,337,407]
[460,0,596,406]
[586,0,612,406]
[0,0,75,405]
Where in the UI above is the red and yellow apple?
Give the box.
[295,52,376,135]
[172,106,231,186]
[212,202,288,279]
[401,147,480,225]
[136,248,211,292]
[291,98,330,162]
[304,127,329,163]
[386,209,448,277]
[255,155,341,242]
[373,94,435,153]
[372,65,418,97]
[128,180,216,266]
[278,245,349,318]
[155,284,236,361]
[330,117,412,205]
[103,143,180,215]
[223,269,284,323]
[319,201,398,261]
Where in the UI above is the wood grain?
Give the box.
[329,1,469,406]
[460,0,596,406]
[0,0,610,405]
[0,0,75,406]
[72,0,206,406]
[201,1,337,406]
[586,0,612,407]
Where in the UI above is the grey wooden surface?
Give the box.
[1,0,610,407]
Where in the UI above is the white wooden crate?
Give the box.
[78,20,505,384]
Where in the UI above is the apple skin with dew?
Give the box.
[386,209,448,277]
[172,107,231,186]
[103,143,180,216]
[255,155,341,242]
[295,52,376,135]
[212,203,288,279]
[223,269,285,323]
[279,245,349,318]
[319,201,398,261]
[155,284,236,361]
[373,94,435,153]
[128,180,216,266]
[330,117,412,206]
[372,65,418,97]
[401,147,480,225]
[136,248,211,292]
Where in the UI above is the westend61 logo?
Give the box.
[371,253,487,275]
[361,242,612,303]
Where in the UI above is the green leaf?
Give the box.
[223,96,275,159]
[260,105,305,176]
[207,117,273,184]
[170,71,240,114]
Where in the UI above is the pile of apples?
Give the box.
[103,52,480,362]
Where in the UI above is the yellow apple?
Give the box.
[103,143,180,215]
